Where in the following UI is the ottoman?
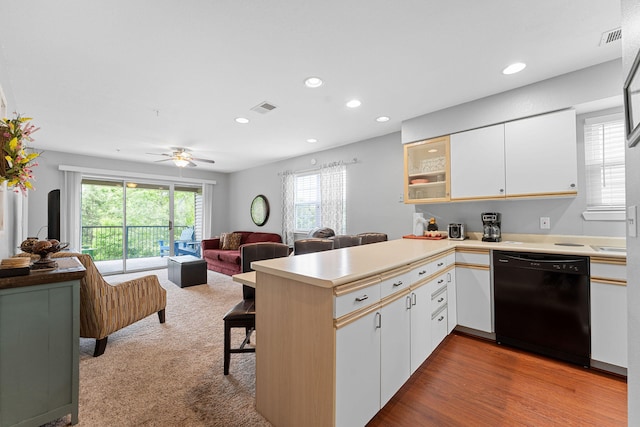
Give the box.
[168,255,207,288]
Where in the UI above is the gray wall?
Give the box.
[402,59,622,143]
[622,0,640,423]
[402,60,625,238]
[227,132,415,240]
[24,150,231,243]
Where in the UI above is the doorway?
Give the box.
[80,178,202,274]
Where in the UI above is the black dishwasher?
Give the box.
[493,251,590,367]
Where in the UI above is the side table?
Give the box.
[167,255,207,288]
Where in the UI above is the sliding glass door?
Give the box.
[81,178,202,275]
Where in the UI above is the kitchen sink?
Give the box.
[590,245,626,254]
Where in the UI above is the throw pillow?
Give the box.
[219,233,229,249]
[222,232,242,250]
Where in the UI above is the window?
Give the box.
[583,114,626,218]
[294,173,321,232]
[281,163,347,244]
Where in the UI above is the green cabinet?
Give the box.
[0,279,80,427]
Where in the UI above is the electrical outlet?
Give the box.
[540,217,551,229]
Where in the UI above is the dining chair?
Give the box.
[223,242,289,375]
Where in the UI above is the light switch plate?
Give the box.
[628,205,637,237]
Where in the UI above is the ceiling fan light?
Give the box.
[173,158,190,167]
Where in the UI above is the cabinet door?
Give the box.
[456,266,493,333]
[590,281,628,368]
[410,285,432,374]
[380,294,411,407]
[450,124,506,200]
[504,109,577,196]
[335,309,381,427]
[446,269,457,334]
[404,136,450,204]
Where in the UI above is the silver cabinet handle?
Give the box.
[375,312,381,329]
[418,270,427,276]
[499,188,504,193]
[437,262,444,267]
[570,183,576,188]
[447,272,451,283]
[412,292,417,306]
[355,295,368,302]
[393,281,403,287]
[438,316,445,322]
[437,279,444,284]
[406,295,412,309]
[437,297,444,303]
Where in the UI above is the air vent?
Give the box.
[600,28,621,46]
[251,101,278,114]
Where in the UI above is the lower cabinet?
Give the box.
[380,292,412,406]
[590,280,628,368]
[335,307,381,427]
[455,250,492,333]
[0,280,80,427]
[446,269,457,334]
[410,283,432,374]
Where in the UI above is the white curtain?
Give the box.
[320,163,347,235]
[280,171,295,246]
[202,183,215,239]
[61,171,82,251]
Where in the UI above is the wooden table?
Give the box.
[0,257,85,427]
[232,271,256,288]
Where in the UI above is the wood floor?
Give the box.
[367,333,627,426]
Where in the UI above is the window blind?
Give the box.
[294,172,321,231]
[583,114,626,210]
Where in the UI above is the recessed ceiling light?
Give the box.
[502,62,526,75]
[306,138,318,143]
[376,116,390,122]
[346,99,362,108]
[235,117,249,124]
[304,77,323,88]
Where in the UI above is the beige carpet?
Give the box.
[46,269,271,427]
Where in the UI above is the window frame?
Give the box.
[582,113,626,222]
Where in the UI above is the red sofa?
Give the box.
[201,231,283,275]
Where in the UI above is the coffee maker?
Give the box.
[481,212,501,242]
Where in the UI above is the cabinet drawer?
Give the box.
[456,250,490,266]
[380,270,412,299]
[431,304,448,349]
[409,261,433,284]
[430,284,447,313]
[590,259,626,282]
[335,281,381,319]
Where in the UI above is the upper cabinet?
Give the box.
[504,109,578,197]
[450,124,506,200]
[404,136,450,204]
[407,109,578,204]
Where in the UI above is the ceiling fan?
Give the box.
[147,148,215,168]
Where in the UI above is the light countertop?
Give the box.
[248,233,626,289]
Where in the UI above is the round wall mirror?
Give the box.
[250,195,270,226]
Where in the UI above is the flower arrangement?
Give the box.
[0,114,40,194]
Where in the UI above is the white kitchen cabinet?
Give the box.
[410,283,432,374]
[590,280,627,368]
[380,291,412,406]
[450,124,506,200]
[335,307,381,427]
[446,269,457,334]
[504,109,577,197]
[456,266,492,332]
[455,249,493,333]
[431,305,448,350]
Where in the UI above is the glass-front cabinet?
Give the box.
[404,136,450,204]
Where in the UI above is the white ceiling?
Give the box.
[0,1,622,173]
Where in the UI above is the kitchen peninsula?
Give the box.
[247,235,626,427]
